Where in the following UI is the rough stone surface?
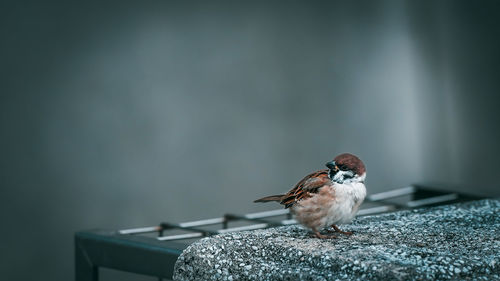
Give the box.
[173,199,500,281]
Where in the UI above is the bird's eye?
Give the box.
[339,164,348,171]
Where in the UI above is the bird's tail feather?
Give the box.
[254,195,284,203]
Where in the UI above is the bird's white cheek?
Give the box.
[333,171,343,182]
[333,170,353,183]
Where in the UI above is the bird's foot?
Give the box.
[328,225,354,236]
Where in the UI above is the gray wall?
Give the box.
[1,1,499,280]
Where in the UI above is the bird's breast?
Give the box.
[326,182,367,225]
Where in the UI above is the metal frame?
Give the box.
[75,184,483,281]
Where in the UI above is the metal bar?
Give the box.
[157,232,204,241]
[160,223,218,236]
[244,209,290,219]
[118,217,227,235]
[225,214,282,227]
[406,193,458,208]
[178,217,225,228]
[357,205,396,216]
[367,186,416,201]
[280,219,297,225]
[217,223,269,233]
[358,205,397,216]
[157,221,300,241]
[119,226,160,235]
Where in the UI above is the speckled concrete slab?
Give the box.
[173,199,500,281]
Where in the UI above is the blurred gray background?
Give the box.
[1,0,499,280]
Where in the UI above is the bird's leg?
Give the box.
[329,224,354,236]
[312,229,338,239]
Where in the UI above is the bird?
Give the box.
[254,153,366,239]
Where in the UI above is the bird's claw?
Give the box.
[328,225,354,236]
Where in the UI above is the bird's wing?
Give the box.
[280,169,331,208]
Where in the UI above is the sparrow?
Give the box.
[254,153,366,239]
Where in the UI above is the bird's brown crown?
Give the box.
[334,153,366,175]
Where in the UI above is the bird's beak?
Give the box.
[325,161,336,170]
